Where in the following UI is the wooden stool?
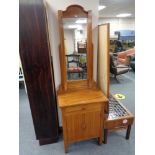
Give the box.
[103,95,134,143]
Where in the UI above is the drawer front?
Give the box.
[105,117,134,129]
[64,103,101,113]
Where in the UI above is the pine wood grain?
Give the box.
[58,89,108,108]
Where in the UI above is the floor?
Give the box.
[19,71,135,155]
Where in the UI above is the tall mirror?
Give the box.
[58,5,93,91]
[63,18,87,80]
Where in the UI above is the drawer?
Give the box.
[104,117,134,129]
[64,103,101,113]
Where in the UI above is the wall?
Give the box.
[99,17,135,37]
[45,0,99,89]
[64,29,74,54]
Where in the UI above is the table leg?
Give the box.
[126,125,131,140]
[104,129,108,144]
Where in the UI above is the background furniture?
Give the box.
[110,54,129,81]
[115,30,135,41]
[19,0,59,145]
[77,41,87,53]
[66,54,84,79]
[130,55,135,72]
[58,5,108,153]
[19,58,27,92]
[19,67,24,82]
[114,40,125,52]
[117,48,135,65]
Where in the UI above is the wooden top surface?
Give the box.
[57,89,108,108]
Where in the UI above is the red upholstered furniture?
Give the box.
[68,66,83,72]
[117,48,135,65]
[66,54,84,79]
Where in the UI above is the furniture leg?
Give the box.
[64,141,68,153]
[98,136,103,145]
[68,72,70,80]
[114,75,120,83]
[82,72,84,79]
[126,125,131,140]
[104,129,108,144]
[114,75,117,80]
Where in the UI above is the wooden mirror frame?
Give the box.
[58,5,93,92]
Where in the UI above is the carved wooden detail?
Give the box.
[62,5,88,18]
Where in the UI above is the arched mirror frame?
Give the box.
[58,5,93,92]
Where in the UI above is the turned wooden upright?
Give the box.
[57,5,108,153]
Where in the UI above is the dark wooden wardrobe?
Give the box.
[19,0,59,145]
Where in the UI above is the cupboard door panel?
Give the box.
[65,110,101,142]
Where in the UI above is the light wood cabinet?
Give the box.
[58,89,108,153]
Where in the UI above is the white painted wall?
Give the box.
[45,0,99,89]
[64,29,74,54]
[99,17,135,36]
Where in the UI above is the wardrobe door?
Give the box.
[19,0,59,145]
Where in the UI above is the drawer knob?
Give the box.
[123,119,128,124]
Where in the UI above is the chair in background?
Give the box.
[66,54,84,80]
[117,48,135,65]
[129,55,135,72]
[19,66,27,93]
[110,54,129,81]
[114,40,125,52]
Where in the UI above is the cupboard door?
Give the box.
[65,110,101,143]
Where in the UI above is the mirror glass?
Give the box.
[63,18,87,80]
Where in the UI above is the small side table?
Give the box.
[103,95,134,143]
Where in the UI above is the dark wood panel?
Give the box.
[19,0,59,144]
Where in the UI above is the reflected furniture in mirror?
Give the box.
[63,13,88,81]
[66,54,85,80]
[77,41,87,53]
[57,5,108,153]
[58,4,94,91]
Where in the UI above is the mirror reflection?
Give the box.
[63,18,87,80]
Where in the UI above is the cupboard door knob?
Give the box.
[81,123,86,130]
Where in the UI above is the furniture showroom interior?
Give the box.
[19,0,135,154]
